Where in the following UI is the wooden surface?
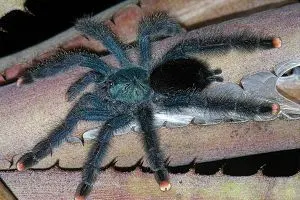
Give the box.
[0,3,300,170]
[140,0,297,27]
[0,168,299,200]
[0,1,300,200]
[0,180,16,200]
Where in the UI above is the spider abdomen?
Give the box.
[150,58,222,94]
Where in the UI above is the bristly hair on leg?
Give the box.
[75,115,133,200]
[138,12,185,67]
[66,71,105,101]
[17,92,118,171]
[137,103,170,191]
[17,50,112,86]
[161,30,281,62]
[75,18,133,67]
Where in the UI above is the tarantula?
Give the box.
[16,13,281,199]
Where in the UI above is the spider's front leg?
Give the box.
[75,18,132,67]
[137,103,170,191]
[75,114,133,200]
[18,51,111,85]
[17,93,114,171]
[138,12,184,67]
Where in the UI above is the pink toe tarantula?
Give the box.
[16,12,281,199]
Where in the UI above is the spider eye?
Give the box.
[106,80,114,86]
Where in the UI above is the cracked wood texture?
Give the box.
[0,3,299,170]
[0,168,299,200]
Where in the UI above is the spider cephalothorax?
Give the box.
[16,12,281,199]
[107,67,151,103]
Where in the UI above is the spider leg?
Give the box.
[20,50,112,84]
[138,12,183,67]
[17,93,116,171]
[159,84,280,123]
[75,18,132,67]
[75,114,133,200]
[66,71,105,101]
[206,75,223,82]
[161,32,281,62]
[137,103,170,191]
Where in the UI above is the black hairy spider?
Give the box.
[16,13,281,199]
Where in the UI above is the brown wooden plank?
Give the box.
[0,4,300,170]
[140,0,297,27]
[0,2,299,200]
[0,168,299,200]
[0,180,16,200]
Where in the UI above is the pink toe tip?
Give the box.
[159,180,171,191]
[16,78,24,87]
[272,38,282,48]
[272,103,280,115]
[17,162,25,171]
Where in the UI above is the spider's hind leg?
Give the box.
[138,12,184,67]
[137,103,170,191]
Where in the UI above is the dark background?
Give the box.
[0,0,124,57]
